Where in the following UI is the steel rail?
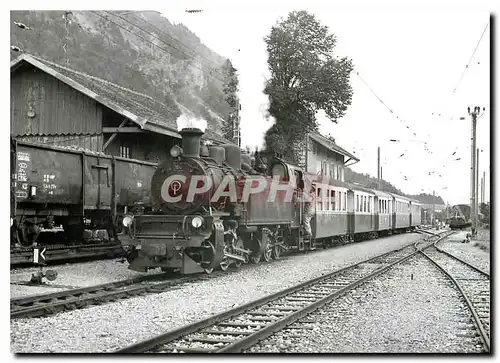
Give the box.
[10,272,200,319]
[433,243,490,278]
[419,247,490,353]
[116,233,452,353]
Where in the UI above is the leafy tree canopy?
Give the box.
[263,10,353,161]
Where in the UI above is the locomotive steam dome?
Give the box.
[151,119,226,214]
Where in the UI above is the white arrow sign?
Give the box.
[33,247,47,264]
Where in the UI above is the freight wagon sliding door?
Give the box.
[82,153,113,210]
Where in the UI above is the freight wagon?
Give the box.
[11,139,157,247]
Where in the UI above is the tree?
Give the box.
[263,10,353,162]
[479,202,490,223]
[221,59,239,142]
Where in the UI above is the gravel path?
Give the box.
[247,254,484,353]
[11,233,422,353]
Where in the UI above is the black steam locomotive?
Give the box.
[119,127,422,274]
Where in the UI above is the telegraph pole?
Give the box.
[377,147,381,189]
[469,106,479,237]
[432,190,436,227]
[482,171,486,204]
[476,148,480,224]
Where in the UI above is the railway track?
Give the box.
[10,232,427,319]
[10,271,229,319]
[116,233,452,353]
[10,242,123,266]
[419,239,490,353]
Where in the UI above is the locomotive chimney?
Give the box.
[179,128,204,158]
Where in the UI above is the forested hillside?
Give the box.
[10,10,237,133]
[345,168,445,204]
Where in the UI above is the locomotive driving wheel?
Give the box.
[219,256,230,271]
[263,241,273,262]
[272,243,281,260]
[250,254,261,264]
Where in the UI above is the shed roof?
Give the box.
[10,54,227,144]
[308,131,360,165]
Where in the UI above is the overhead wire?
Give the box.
[452,19,490,95]
[92,11,228,84]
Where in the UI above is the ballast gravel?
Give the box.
[439,231,490,274]
[247,255,484,353]
[11,233,422,353]
[10,259,152,291]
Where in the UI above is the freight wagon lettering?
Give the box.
[16,191,28,199]
[22,183,28,190]
[18,162,28,169]
[137,181,143,188]
[17,152,30,162]
[18,175,27,182]
[43,183,58,190]
[43,174,56,183]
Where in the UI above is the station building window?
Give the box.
[120,145,131,159]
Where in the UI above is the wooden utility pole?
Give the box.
[432,190,436,226]
[476,148,480,224]
[377,146,381,190]
[482,171,486,204]
[377,147,380,179]
[469,106,479,236]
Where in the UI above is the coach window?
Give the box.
[317,188,323,211]
[330,190,335,211]
[343,192,346,211]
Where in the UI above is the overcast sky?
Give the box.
[161,1,491,206]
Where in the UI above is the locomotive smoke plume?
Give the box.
[176,112,208,133]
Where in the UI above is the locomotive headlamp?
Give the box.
[122,215,134,228]
[170,145,182,158]
[191,216,204,228]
